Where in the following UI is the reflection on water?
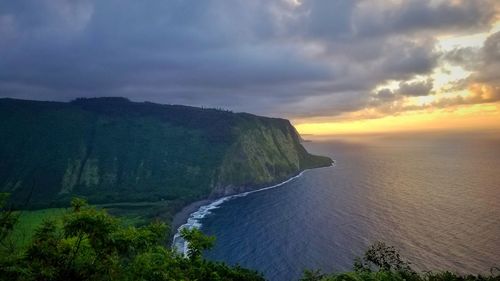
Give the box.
[200,133,500,281]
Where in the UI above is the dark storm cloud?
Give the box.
[353,1,496,37]
[0,0,498,118]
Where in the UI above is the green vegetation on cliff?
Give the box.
[0,97,331,209]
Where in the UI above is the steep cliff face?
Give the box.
[213,116,331,196]
[0,98,332,207]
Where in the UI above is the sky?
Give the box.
[1,0,500,135]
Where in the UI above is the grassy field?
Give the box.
[7,201,179,249]
[7,208,67,249]
[99,200,185,229]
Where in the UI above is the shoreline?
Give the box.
[171,199,212,237]
[170,162,335,253]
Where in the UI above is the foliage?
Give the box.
[0,193,18,243]
[302,242,500,281]
[3,202,180,252]
[301,270,500,281]
[2,196,499,281]
[0,98,332,210]
[180,227,216,261]
[6,208,66,249]
[0,197,264,281]
[301,269,326,281]
[354,241,414,273]
[0,193,20,279]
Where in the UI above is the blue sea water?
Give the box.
[197,133,500,281]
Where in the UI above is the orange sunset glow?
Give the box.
[295,103,500,135]
[294,21,500,135]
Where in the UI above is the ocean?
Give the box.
[179,132,500,281]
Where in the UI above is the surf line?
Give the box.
[172,163,335,255]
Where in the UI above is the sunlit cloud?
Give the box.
[437,21,500,51]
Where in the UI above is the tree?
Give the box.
[0,196,264,281]
[0,193,21,280]
[301,269,325,281]
[0,193,18,244]
[354,241,414,274]
[180,227,216,261]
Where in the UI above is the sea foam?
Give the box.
[172,169,313,256]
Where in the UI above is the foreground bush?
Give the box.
[301,242,500,281]
[1,194,498,281]
[0,195,263,281]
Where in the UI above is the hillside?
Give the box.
[0,98,332,209]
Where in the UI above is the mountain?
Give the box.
[0,97,332,209]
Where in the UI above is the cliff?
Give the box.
[0,98,332,208]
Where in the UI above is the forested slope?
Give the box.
[0,98,332,208]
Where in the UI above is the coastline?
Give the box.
[171,162,335,254]
[171,199,212,237]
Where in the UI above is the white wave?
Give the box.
[172,163,335,256]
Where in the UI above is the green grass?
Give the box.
[8,208,67,249]
[98,200,185,228]
[7,202,176,249]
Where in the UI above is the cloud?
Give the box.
[396,79,434,97]
[401,83,500,112]
[0,0,498,119]
[473,31,500,84]
[440,31,500,107]
[457,31,500,103]
[353,0,498,38]
[371,78,434,106]
[366,30,500,116]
